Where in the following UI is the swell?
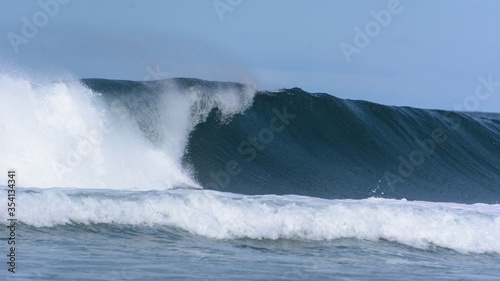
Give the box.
[185,88,500,204]
[2,75,499,203]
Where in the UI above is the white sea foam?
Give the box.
[3,188,499,254]
[0,74,255,190]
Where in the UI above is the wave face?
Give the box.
[185,88,500,204]
[1,75,499,203]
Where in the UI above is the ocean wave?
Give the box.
[1,75,499,203]
[186,88,500,203]
[2,188,500,254]
[0,75,255,190]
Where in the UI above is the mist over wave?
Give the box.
[0,74,255,190]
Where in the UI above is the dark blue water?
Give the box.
[82,78,500,203]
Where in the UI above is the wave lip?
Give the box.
[6,188,500,254]
[0,74,256,190]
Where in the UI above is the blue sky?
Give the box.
[1,0,500,112]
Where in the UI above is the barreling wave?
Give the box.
[2,188,499,254]
[185,88,500,204]
[1,75,499,203]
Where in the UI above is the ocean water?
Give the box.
[1,74,499,280]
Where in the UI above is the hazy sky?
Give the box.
[1,0,500,112]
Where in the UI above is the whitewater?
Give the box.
[1,73,499,280]
[4,188,500,254]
